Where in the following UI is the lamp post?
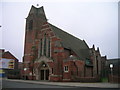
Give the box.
[24,68,27,80]
[110,64,113,82]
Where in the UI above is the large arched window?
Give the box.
[44,34,47,56]
[38,34,51,58]
[40,39,42,56]
[48,38,50,57]
[38,39,43,58]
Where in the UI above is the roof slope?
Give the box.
[49,23,90,60]
[2,51,18,61]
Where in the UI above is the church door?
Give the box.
[40,70,44,80]
[39,63,49,80]
[46,69,49,80]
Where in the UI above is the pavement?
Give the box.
[1,78,119,88]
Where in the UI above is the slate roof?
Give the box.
[49,23,90,60]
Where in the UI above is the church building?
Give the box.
[23,5,106,82]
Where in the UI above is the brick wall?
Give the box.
[85,66,93,77]
[75,60,85,77]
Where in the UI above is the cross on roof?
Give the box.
[37,4,39,7]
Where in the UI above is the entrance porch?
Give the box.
[35,61,50,81]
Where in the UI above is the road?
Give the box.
[2,79,72,88]
[2,80,119,90]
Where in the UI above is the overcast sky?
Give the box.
[0,0,119,62]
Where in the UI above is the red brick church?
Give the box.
[22,5,106,82]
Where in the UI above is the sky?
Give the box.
[0,0,119,62]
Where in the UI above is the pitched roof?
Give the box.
[49,23,90,60]
[2,51,18,61]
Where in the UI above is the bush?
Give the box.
[101,77,108,82]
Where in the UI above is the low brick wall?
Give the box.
[108,75,120,83]
[50,75,62,82]
[7,75,21,79]
[73,77,101,82]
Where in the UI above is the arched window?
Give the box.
[39,34,51,57]
[40,39,42,56]
[48,38,50,57]
[44,34,47,56]
[38,39,43,58]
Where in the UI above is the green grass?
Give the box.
[101,78,108,82]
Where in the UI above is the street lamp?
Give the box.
[24,68,27,71]
[24,68,27,80]
[42,64,46,67]
[110,64,113,82]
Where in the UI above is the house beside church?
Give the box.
[22,5,107,82]
[0,49,19,78]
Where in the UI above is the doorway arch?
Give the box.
[39,62,49,80]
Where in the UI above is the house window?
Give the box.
[64,66,69,72]
[28,20,33,30]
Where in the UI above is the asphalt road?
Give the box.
[2,80,119,90]
[2,79,72,88]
